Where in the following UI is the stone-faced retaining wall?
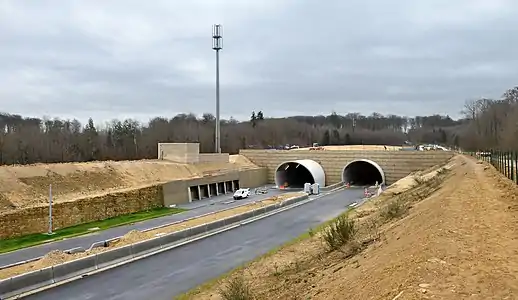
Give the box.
[0,185,163,239]
[240,149,454,185]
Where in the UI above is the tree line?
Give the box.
[1,85,516,165]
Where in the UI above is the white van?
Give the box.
[233,188,251,200]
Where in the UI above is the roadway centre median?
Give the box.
[0,192,309,299]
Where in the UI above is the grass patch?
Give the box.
[218,274,255,300]
[380,199,408,221]
[322,214,357,251]
[0,207,185,254]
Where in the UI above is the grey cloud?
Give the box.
[1,0,518,124]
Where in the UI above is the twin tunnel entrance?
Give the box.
[274,159,384,188]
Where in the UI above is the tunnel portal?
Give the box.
[274,159,326,189]
[342,159,384,187]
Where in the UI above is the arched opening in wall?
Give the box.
[274,159,326,189]
[342,159,385,187]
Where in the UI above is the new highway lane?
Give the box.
[25,188,364,300]
[0,189,284,268]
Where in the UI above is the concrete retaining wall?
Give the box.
[199,153,229,163]
[240,149,453,185]
[162,168,268,206]
[158,143,200,163]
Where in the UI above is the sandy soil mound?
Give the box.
[188,155,518,300]
[0,157,259,210]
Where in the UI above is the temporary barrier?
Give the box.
[5,267,54,298]
[0,277,12,298]
[131,237,163,257]
[95,245,133,269]
[188,224,207,237]
[159,229,188,245]
[53,255,97,282]
[206,219,226,231]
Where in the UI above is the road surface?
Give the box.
[24,188,364,300]
[0,189,284,268]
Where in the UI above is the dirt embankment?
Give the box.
[0,155,257,211]
[187,155,518,300]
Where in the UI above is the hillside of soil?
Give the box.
[187,155,518,300]
[0,155,258,211]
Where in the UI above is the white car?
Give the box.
[233,188,251,200]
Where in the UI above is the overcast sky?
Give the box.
[1,0,517,124]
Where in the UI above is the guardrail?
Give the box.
[469,150,518,184]
[0,194,309,299]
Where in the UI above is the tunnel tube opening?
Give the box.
[274,159,326,189]
[342,159,385,187]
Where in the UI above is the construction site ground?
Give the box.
[0,155,258,211]
[185,155,518,300]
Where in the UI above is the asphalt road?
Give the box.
[0,189,284,268]
[25,188,364,300]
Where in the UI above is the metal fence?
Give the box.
[470,150,518,184]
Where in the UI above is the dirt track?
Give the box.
[188,155,518,300]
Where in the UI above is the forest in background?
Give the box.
[0,85,517,166]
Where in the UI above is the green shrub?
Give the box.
[322,215,357,251]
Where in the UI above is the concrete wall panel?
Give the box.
[223,214,244,225]
[188,224,207,237]
[0,278,12,299]
[53,256,96,282]
[158,143,200,163]
[95,245,133,268]
[162,180,189,206]
[206,219,226,231]
[238,168,268,188]
[199,153,229,163]
[131,237,163,257]
[160,230,187,246]
[7,267,54,297]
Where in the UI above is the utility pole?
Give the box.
[48,184,53,235]
[212,24,223,153]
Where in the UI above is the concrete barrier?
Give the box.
[53,255,97,282]
[5,267,54,298]
[206,219,226,231]
[223,214,243,226]
[263,204,277,213]
[95,245,133,268]
[131,237,163,257]
[188,224,207,237]
[88,240,107,251]
[159,230,188,245]
[237,211,255,221]
[0,278,12,298]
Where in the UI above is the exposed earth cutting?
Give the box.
[183,155,518,300]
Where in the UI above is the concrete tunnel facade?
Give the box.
[274,159,326,188]
[342,159,385,186]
